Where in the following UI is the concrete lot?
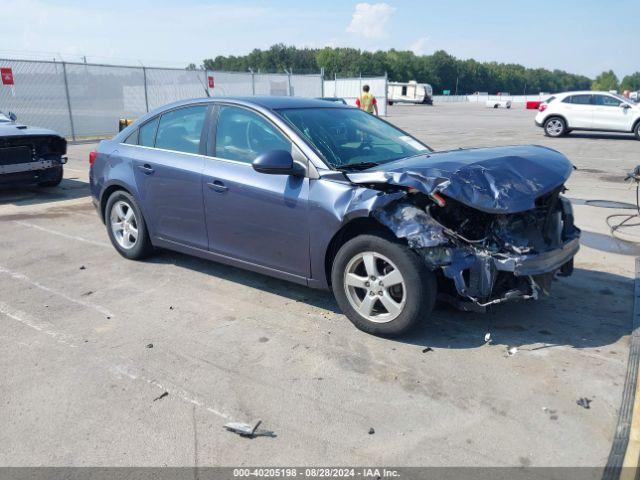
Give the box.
[0,103,637,467]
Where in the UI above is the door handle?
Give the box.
[137,164,154,174]
[206,180,228,193]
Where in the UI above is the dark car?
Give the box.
[316,97,348,105]
[90,97,580,336]
[0,111,67,187]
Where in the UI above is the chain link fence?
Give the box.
[323,76,388,116]
[0,59,323,140]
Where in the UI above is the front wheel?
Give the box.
[331,234,436,336]
[105,190,153,260]
[544,117,566,137]
[634,122,640,140]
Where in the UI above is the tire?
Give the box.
[105,190,153,260]
[544,116,566,137]
[634,122,640,140]
[37,165,63,187]
[331,234,436,337]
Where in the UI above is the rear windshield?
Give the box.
[277,107,430,170]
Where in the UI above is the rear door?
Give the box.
[202,104,310,277]
[131,104,210,249]
[561,94,594,128]
[592,94,634,131]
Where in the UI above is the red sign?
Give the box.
[1,67,14,85]
[208,75,214,89]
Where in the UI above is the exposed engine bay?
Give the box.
[371,189,580,311]
[342,146,581,312]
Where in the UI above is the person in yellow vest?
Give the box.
[356,85,379,116]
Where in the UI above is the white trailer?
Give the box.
[387,81,433,105]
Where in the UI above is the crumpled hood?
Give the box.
[345,145,574,214]
[0,123,63,138]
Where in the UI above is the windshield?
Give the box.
[277,107,431,170]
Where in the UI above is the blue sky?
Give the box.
[0,0,636,78]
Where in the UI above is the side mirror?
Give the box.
[8,111,17,121]
[620,103,631,109]
[252,150,303,176]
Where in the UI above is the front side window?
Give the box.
[215,106,291,163]
[594,95,622,107]
[278,107,430,170]
[155,105,208,154]
[139,117,159,147]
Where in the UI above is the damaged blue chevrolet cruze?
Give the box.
[90,97,580,336]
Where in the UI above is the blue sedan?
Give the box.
[90,97,579,336]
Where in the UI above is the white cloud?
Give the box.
[346,3,395,40]
[409,36,429,55]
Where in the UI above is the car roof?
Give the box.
[156,96,351,112]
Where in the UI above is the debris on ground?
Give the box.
[224,420,275,438]
[422,347,433,353]
[507,346,518,356]
[146,343,153,349]
[79,265,86,270]
[169,306,174,310]
[153,391,169,402]
[576,397,592,409]
[368,427,375,435]
[484,332,492,344]
[81,291,94,296]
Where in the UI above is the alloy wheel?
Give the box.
[545,119,564,136]
[343,251,406,323]
[110,200,139,250]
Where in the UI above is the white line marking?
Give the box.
[0,302,79,347]
[0,265,114,317]
[12,220,110,248]
[112,365,229,419]
[0,301,231,420]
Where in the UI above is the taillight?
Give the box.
[89,150,97,167]
[539,104,547,112]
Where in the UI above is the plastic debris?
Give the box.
[576,397,592,409]
[368,427,375,435]
[79,265,86,270]
[146,343,153,349]
[153,391,169,402]
[484,332,492,343]
[422,347,433,353]
[507,346,518,356]
[224,420,275,438]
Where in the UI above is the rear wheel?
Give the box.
[634,122,640,140]
[37,165,63,187]
[105,190,153,260]
[544,117,566,137]
[331,234,436,336]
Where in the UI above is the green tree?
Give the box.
[621,72,640,91]
[591,70,619,91]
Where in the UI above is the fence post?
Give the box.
[320,68,324,98]
[249,68,255,95]
[142,66,149,112]
[61,61,76,142]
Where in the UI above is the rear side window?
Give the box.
[214,106,291,164]
[594,95,621,107]
[563,95,592,105]
[155,105,208,154]
[139,117,159,147]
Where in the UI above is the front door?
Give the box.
[203,105,310,277]
[131,104,210,249]
[592,94,634,131]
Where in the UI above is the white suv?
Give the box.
[535,91,640,139]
